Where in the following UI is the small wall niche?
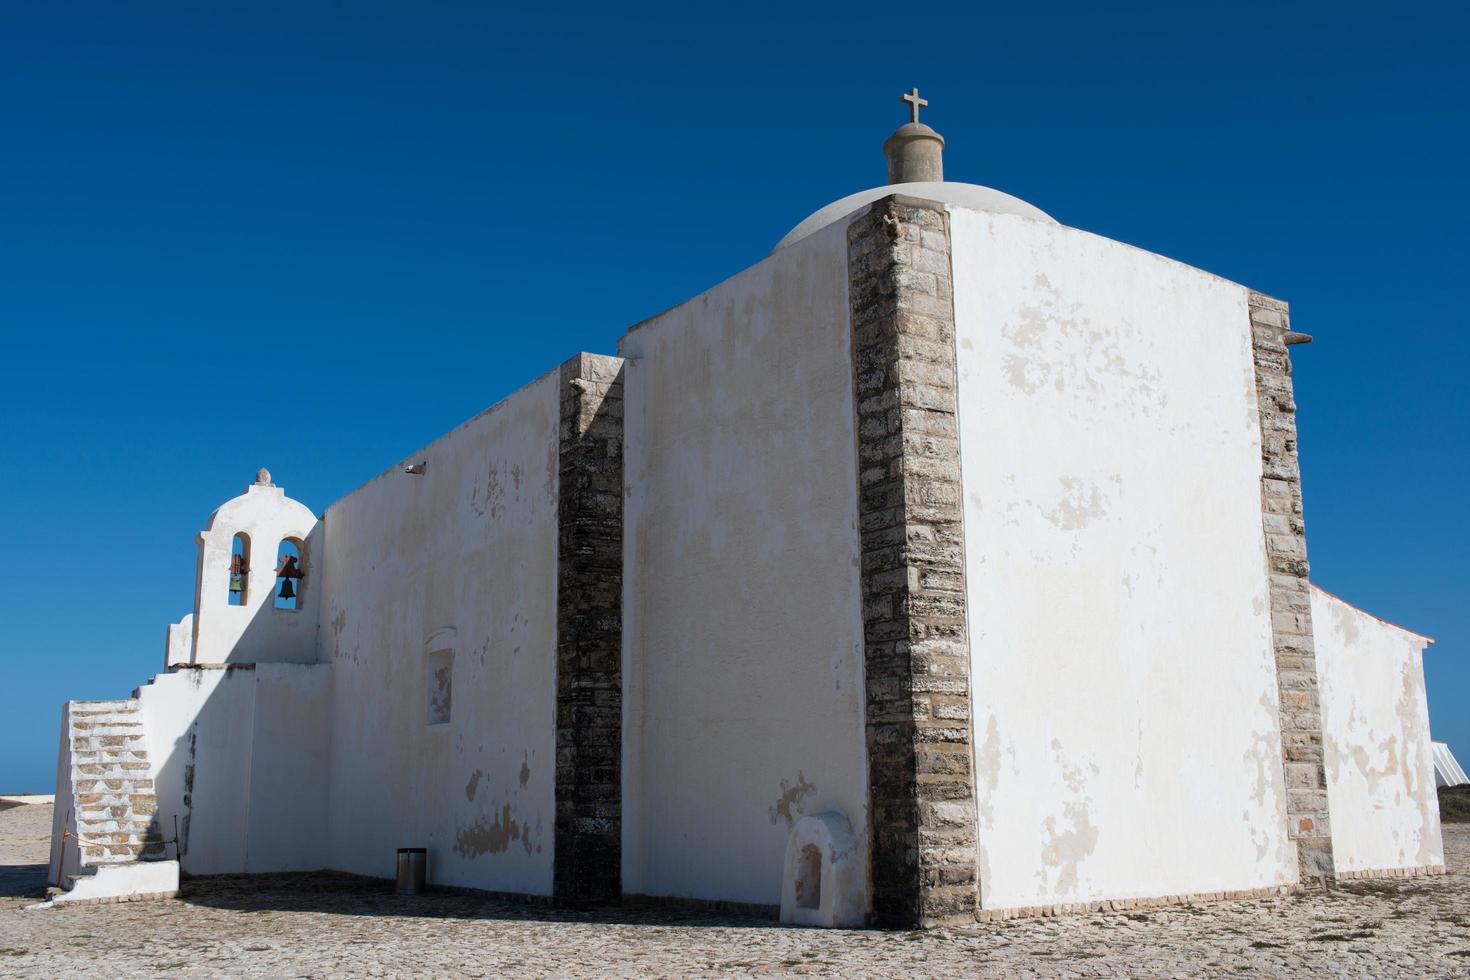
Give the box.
[228,533,251,606]
[426,648,453,727]
[795,843,823,909]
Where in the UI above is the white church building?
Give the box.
[48,93,1447,926]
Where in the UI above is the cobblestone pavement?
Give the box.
[2,804,1467,978]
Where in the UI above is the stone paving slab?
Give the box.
[1,804,1467,977]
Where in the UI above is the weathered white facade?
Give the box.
[619,222,868,907]
[952,211,1298,909]
[1313,586,1444,877]
[47,104,1448,922]
[319,370,562,895]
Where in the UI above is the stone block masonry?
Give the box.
[66,699,165,866]
[554,353,626,906]
[1249,292,1335,883]
[847,196,979,927]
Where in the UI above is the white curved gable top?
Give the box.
[774,181,1058,253]
[202,485,317,537]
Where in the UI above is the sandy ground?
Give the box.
[1,803,1468,978]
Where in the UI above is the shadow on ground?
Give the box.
[0,864,48,899]
[174,871,784,929]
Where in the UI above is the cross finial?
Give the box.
[901,87,928,124]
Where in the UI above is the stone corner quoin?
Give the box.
[846,195,979,928]
[1248,290,1336,884]
[553,352,626,907]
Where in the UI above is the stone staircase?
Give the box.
[43,699,178,905]
[68,699,166,865]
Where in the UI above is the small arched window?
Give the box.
[228,533,251,606]
[274,538,303,610]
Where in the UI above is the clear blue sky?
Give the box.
[1,2,1464,792]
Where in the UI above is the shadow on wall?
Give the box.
[174,870,780,927]
[147,555,331,877]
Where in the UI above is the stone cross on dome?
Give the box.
[885,87,945,184]
[901,87,928,125]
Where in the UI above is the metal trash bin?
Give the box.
[396,847,427,895]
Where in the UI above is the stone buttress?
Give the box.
[553,353,626,906]
[847,195,980,927]
[1249,292,1336,883]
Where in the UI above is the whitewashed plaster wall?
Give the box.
[949,208,1297,910]
[136,663,330,874]
[317,371,560,895]
[190,482,321,665]
[617,220,868,908]
[165,614,194,668]
[47,706,80,888]
[1313,586,1443,873]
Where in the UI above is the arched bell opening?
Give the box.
[227,533,251,606]
[273,537,304,610]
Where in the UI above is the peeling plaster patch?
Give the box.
[1351,736,1400,796]
[1000,289,1167,413]
[465,769,482,802]
[1037,743,1101,897]
[1003,353,1049,394]
[1246,810,1271,860]
[331,608,347,659]
[1247,693,1282,807]
[768,772,817,826]
[519,758,531,788]
[455,803,536,858]
[1396,664,1426,807]
[1039,801,1099,896]
[977,716,1002,826]
[1045,477,1108,531]
[1330,600,1360,646]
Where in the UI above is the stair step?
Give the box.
[62,698,171,877]
[80,805,156,817]
[84,845,169,863]
[79,824,158,834]
[78,821,160,834]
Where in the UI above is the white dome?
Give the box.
[774,181,1056,252]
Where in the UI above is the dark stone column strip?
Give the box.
[554,352,626,906]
